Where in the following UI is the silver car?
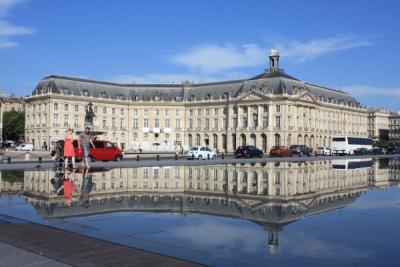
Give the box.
[315,147,331,156]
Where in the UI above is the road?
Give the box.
[0,153,398,171]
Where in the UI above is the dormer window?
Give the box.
[117,94,123,100]
[82,90,88,96]
[100,92,107,98]
[190,95,195,101]
[175,96,181,101]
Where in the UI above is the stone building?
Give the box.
[24,48,368,152]
[389,110,400,143]
[2,95,25,112]
[367,108,390,140]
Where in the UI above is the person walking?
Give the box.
[78,127,95,168]
[64,128,76,168]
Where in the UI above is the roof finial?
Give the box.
[268,46,280,72]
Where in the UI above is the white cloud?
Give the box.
[0,0,34,50]
[0,20,35,36]
[0,39,17,48]
[0,0,24,17]
[170,43,265,73]
[279,36,372,63]
[169,221,264,253]
[109,71,249,84]
[169,36,372,73]
[281,232,371,259]
[343,85,400,97]
[110,36,372,84]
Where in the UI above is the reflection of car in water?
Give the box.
[50,167,111,196]
[332,158,373,170]
[51,140,123,162]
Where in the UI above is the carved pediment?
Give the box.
[238,91,269,102]
[297,92,317,103]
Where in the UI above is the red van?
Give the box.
[73,140,123,162]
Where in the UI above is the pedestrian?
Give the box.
[64,128,76,168]
[78,127,95,168]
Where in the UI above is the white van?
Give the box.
[15,144,33,151]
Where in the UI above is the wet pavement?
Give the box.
[1,157,400,266]
[0,220,198,267]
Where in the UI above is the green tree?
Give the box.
[3,111,25,141]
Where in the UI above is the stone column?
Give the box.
[258,105,263,130]
[238,106,242,129]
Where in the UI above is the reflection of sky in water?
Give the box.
[1,182,400,265]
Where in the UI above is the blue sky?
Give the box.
[1,0,400,111]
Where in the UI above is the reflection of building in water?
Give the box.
[388,158,400,182]
[0,171,24,193]
[372,158,400,188]
[22,159,400,252]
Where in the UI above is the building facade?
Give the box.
[367,108,390,139]
[2,96,25,112]
[24,49,368,152]
[389,111,400,143]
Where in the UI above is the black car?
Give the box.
[388,145,400,154]
[353,147,370,155]
[289,145,312,156]
[235,146,263,158]
[370,148,387,155]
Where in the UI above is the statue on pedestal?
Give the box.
[85,102,96,127]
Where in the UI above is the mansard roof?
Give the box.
[31,70,360,106]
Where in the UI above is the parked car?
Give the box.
[315,147,331,156]
[370,147,387,155]
[353,147,370,155]
[234,146,263,158]
[289,145,312,156]
[388,145,400,154]
[76,140,124,162]
[51,140,123,162]
[15,143,33,151]
[270,146,292,157]
[2,140,16,148]
[187,146,217,160]
[0,154,8,163]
